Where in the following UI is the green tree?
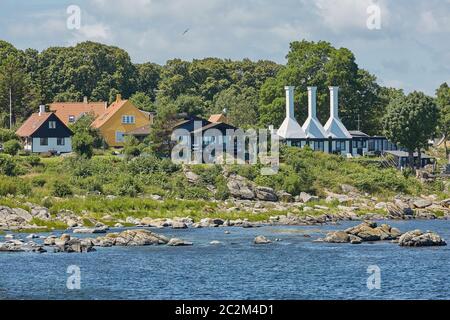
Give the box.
[383,91,439,169]
[3,139,21,155]
[436,83,450,161]
[72,132,94,158]
[149,99,178,157]
[69,113,103,148]
[136,62,161,101]
[123,135,141,159]
[214,86,258,128]
[130,91,154,112]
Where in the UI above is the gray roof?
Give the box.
[349,130,369,138]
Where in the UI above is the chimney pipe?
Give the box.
[116,94,122,103]
[329,86,339,119]
[285,86,295,119]
[307,86,317,119]
[83,96,88,104]
[39,105,45,116]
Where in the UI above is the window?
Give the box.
[68,116,76,123]
[40,137,48,146]
[116,131,125,143]
[122,115,135,124]
[49,121,56,129]
[313,141,324,151]
[335,141,347,152]
[57,137,65,146]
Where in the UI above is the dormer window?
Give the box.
[49,121,56,129]
[68,115,76,123]
[122,115,135,124]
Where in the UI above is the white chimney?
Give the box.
[307,86,317,119]
[329,86,339,119]
[285,86,295,119]
[39,105,45,116]
[83,96,88,103]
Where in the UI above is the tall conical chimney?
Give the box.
[329,86,339,119]
[285,86,295,119]
[307,86,317,119]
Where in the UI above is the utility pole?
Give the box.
[9,86,12,129]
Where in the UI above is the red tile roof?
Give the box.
[208,114,227,123]
[16,112,53,137]
[49,101,107,125]
[91,99,128,129]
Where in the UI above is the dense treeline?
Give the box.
[0,39,448,141]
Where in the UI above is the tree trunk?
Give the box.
[408,150,415,170]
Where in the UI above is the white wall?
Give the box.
[32,137,72,153]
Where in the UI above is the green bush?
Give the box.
[115,175,142,197]
[72,132,94,158]
[123,136,141,159]
[0,154,17,176]
[0,178,17,196]
[51,180,73,197]
[32,176,47,187]
[0,128,17,143]
[3,139,21,156]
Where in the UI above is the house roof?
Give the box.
[49,101,107,125]
[191,121,237,134]
[16,112,53,137]
[349,130,370,138]
[277,117,307,139]
[124,124,151,136]
[302,117,327,139]
[384,150,433,159]
[91,99,128,129]
[324,117,352,139]
[208,114,227,123]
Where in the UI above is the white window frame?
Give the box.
[57,137,65,146]
[49,121,56,129]
[122,115,135,124]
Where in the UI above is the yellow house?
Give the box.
[91,95,151,147]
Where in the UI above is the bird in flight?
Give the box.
[182,28,190,35]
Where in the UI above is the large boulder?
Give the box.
[322,231,350,243]
[398,230,447,247]
[92,229,170,247]
[413,199,432,209]
[227,174,255,200]
[254,235,272,244]
[345,222,400,241]
[276,191,294,203]
[254,186,278,202]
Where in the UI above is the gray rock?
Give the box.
[172,221,188,229]
[323,231,350,243]
[413,199,432,209]
[167,238,193,246]
[73,226,109,234]
[254,186,278,202]
[297,192,319,203]
[276,191,293,203]
[254,235,272,244]
[399,230,446,247]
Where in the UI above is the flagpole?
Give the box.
[9,86,12,129]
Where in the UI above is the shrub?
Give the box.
[0,178,17,196]
[123,136,141,159]
[214,176,230,200]
[115,175,142,197]
[3,139,21,155]
[0,154,17,176]
[32,177,47,187]
[0,128,17,143]
[51,180,73,197]
[72,132,94,158]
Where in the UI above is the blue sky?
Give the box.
[1,0,449,95]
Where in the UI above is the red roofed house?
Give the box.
[49,97,107,125]
[16,105,73,154]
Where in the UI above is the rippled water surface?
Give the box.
[0,220,449,300]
